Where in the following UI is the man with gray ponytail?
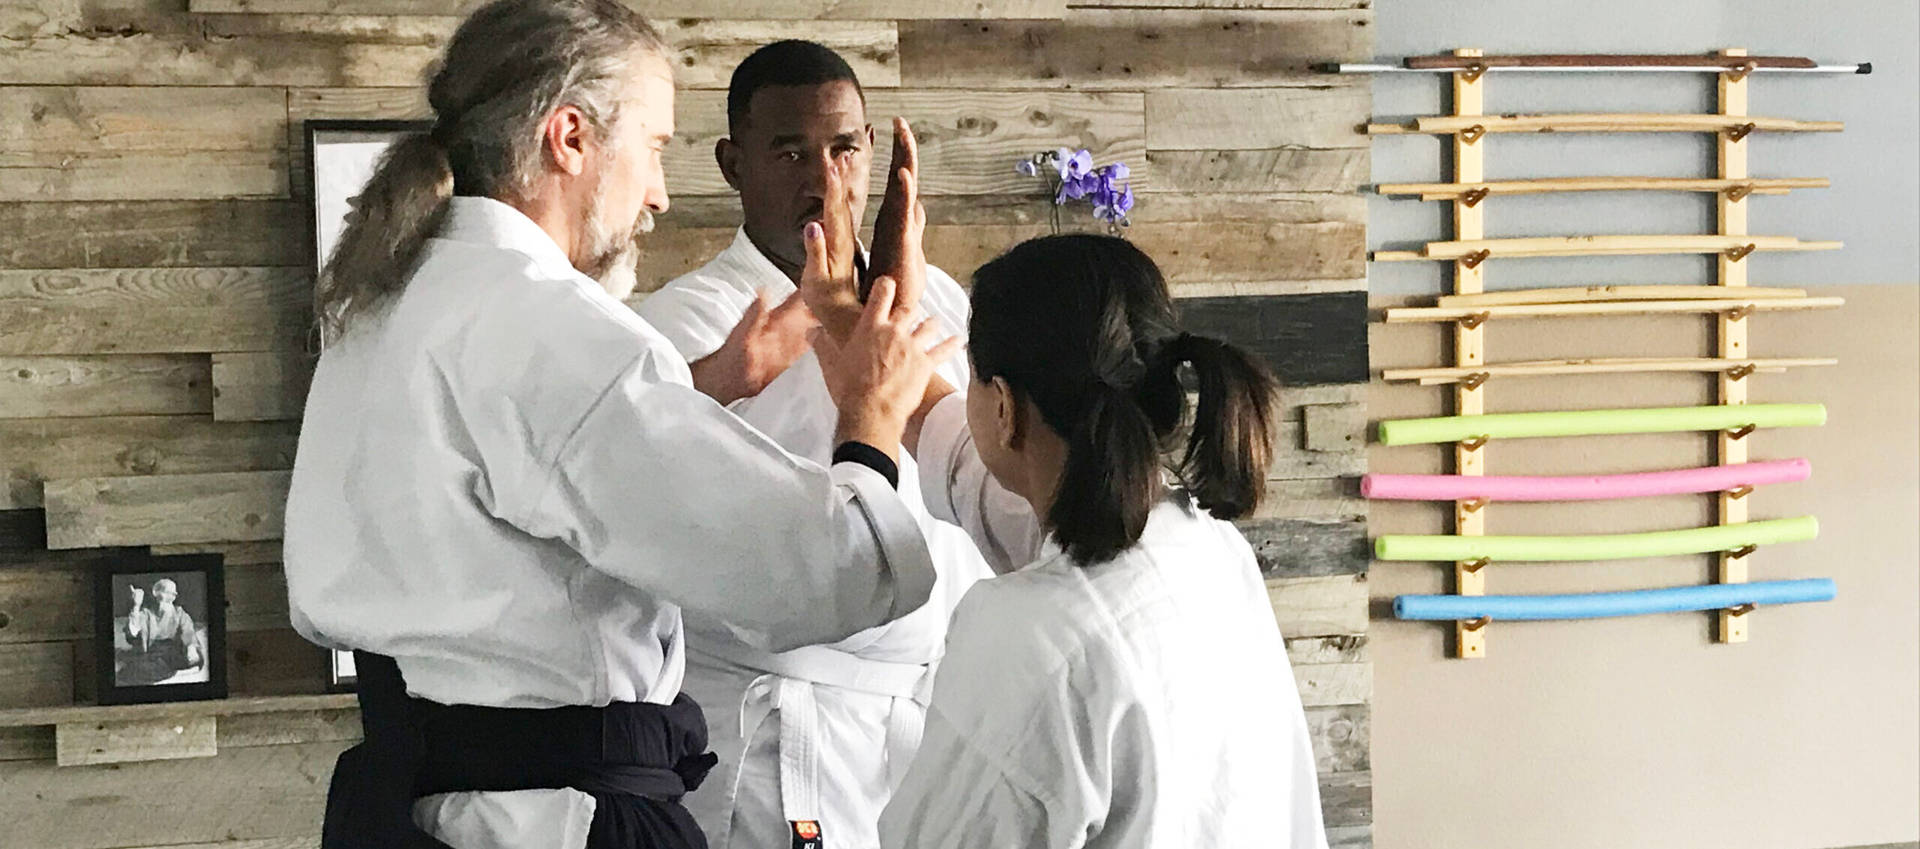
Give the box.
[283,2,956,848]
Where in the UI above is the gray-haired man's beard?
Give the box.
[579,203,654,297]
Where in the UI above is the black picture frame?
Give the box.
[94,553,228,705]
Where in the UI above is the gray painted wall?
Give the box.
[1366,0,1919,295]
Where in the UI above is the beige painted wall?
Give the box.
[1367,283,1920,849]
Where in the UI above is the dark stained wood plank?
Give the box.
[0,355,213,419]
[0,416,299,510]
[229,628,330,697]
[1240,516,1368,577]
[1179,291,1369,385]
[0,267,312,355]
[899,10,1372,89]
[0,641,73,709]
[0,508,49,553]
[150,541,285,567]
[0,201,308,269]
[44,470,292,549]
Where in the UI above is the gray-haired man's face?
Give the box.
[577,52,676,297]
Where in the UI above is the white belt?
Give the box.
[699,642,936,829]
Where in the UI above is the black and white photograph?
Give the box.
[94,554,227,705]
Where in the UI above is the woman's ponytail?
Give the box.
[315,131,452,340]
[1049,384,1163,565]
[1167,333,1277,521]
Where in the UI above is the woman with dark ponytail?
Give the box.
[880,234,1329,848]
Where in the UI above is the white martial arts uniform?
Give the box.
[634,229,1006,849]
[879,395,1330,849]
[284,198,937,849]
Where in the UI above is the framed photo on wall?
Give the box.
[305,119,433,282]
[94,554,227,705]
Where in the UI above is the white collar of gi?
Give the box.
[440,196,582,281]
[720,226,870,300]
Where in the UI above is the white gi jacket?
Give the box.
[879,395,1330,849]
[634,229,1001,849]
[284,198,937,848]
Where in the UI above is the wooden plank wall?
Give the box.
[0,0,1373,846]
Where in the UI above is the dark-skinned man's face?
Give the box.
[716,80,874,277]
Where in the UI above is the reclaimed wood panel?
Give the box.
[0,267,312,355]
[1268,574,1367,638]
[0,641,73,709]
[218,708,361,749]
[645,190,1362,230]
[1304,703,1368,773]
[1327,825,1373,849]
[55,715,219,766]
[1077,0,1368,7]
[0,563,290,644]
[5,11,894,89]
[1304,401,1365,452]
[628,218,1357,293]
[1147,86,1370,150]
[1241,516,1369,577]
[0,201,308,269]
[1319,770,1372,828]
[1,416,298,510]
[213,352,314,422]
[1268,423,1368,478]
[1285,633,1368,665]
[0,355,212,419]
[0,86,287,201]
[1258,476,1365,522]
[899,10,1371,89]
[1180,291,1369,385]
[43,470,291,549]
[1148,147,1368,194]
[1293,662,1371,707]
[290,88,1144,198]
[0,740,346,849]
[0,567,89,645]
[195,0,1065,17]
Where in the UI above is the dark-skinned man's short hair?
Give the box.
[726,40,866,135]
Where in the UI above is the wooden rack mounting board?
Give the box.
[1376,177,1828,200]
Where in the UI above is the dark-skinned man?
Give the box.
[635,41,1023,849]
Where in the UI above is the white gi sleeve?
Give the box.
[511,352,936,652]
[914,392,1044,574]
